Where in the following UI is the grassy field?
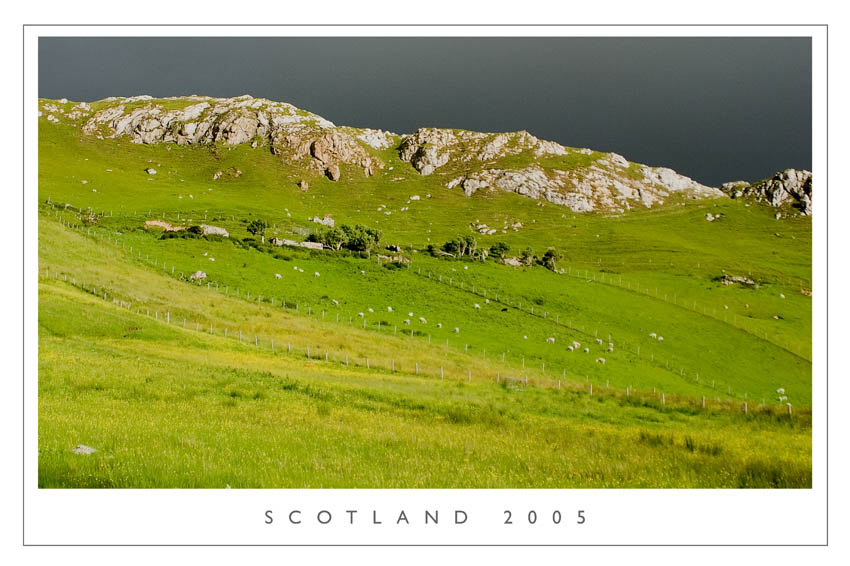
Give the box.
[37,99,812,488]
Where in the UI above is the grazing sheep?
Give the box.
[299,269,304,273]
[274,273,282,279]
[293,266,298,270]
[454,327,460,333]
[650,332,657,339]
[546,337,556,344]
[572,341,581,349]
[583,347,589,353]
[567,345,574,351]
[595,338,603,345]
[367,308,374,313]
[485,299,490,304]
[658,336,664,342]
[474,303,481,309]
[780,293,785,299]
[436,323,442,328]
[408,312,414,317]
[314,272,320,277]
[209,257,215,262]
[403,319,411,325]
[387,306,393,312]
[331,299,339,305]
[357,312,365,317]
[419,317,427,324]
[596,357,606,364]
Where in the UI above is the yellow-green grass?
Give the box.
[37,103,813,487]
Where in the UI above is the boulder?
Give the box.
[325,164,341,181]
[200,224,229,237]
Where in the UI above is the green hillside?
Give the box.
[37,97,812,488]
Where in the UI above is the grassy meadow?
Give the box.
[37,99,812,488]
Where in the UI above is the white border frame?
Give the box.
[23,25,827,546]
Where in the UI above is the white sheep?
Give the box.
[331,299,339,305]
[436,323,442,328]
[474,303,481,309]
[314,272,320,277]
[546,337,556,344]
[275,273,282,279]
[408,312,414,317]
[209,257,215,262]
[658,336,664,342]
[293,266,298,270]
[357,312,365,317]
[387,306,393,312]
[419,317,427,324]
[596,357,606,364]
[567,345,574,351]
[299,269,304,273]
[650,332,657,339]
[454,327,460,333]
[595,338,603,345]
[367,307,374,313]
[583,347,589,353]
[572,341,581,349]
[780,293,785,299]
[403,319,411,325]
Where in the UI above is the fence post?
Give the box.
[440,366,444,380]
[366,358,370,369]
[589,383,592,396]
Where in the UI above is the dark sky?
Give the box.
[38,36,811,186]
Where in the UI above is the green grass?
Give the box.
[37,99,812,488]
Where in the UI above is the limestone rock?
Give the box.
[720,169,812,215]
[200,224,229,237]
[325,164,341,181]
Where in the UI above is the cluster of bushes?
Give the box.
[428,236,562,272]
[158,227,227,243]
[309,224,382,253]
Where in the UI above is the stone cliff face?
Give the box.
[41,95,808,215]
[721,169,812,215]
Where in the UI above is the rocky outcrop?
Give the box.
[398,128,560,175]
[444,162,723,214]
[44,94,807,216]
[77,95,382,180]
[721,169,812,215]
[400,127,723,212]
